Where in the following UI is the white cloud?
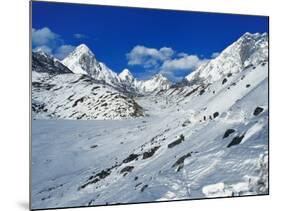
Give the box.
[54,45,76,60]
[211,52,220,58]
[160,54,208,82]
[32,27,76,59]
[127,45,174,68]
[126,45,209,82]
[73,33,87,39]
[32,27,60,47]
[161,55,202,71]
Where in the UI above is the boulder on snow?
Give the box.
[90,144,98,149]
[199,89,205,95]
[223,129,235,139]
[172,152,192,172]
[227,134,245,148]
[227,73,232,77]
[222,78,228,85]
[253,106,264,116]
[168,134,185,148]
[213,112,219,119]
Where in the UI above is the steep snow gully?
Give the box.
[31,33,269,209]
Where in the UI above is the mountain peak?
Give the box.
[140,73,171,92]
[33,48,51,58]
[241,32,267,39]
[121,68,132,75]
[72,44,93,56]
[119,69,134,82]
[62,44,100,75]
[186,32,268,84]
[239,32,268,44]
[152,73,168,82]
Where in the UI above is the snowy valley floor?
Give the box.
[31,88,268,209]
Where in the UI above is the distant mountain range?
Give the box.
[61,43,171,93]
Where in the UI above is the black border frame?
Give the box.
[29,1,270,210]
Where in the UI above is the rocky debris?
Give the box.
[140,184,148,192]
[142,146,160,159]
[135,183,142,189]
[123,153,139,163]
[120,166,134,174]
[32,82,56,91]
[78,169,111,190]
[72,97,86,107]
[184,86,200,97]
[172,152,192,172]
[168,134,185,148]
[199,89,205,95]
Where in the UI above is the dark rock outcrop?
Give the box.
[142,146,160,159]
[227,134,245,148]
[168,134,185,148]
[223,129,235,139]
[253,106,264,116]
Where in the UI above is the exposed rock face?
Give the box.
[32,51,72,74]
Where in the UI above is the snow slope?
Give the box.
[32,71,144,120]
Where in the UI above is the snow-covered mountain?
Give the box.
[62,44,171,93]
[119,68,135,83]
[32,51,144,120]
[31,32,268,209]
[62,44,121,86]
[186,32,268,85]
[139,74,171,92]
[118,69,171,93]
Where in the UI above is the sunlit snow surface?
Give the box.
[31,62,268,209]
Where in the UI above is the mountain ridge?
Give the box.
[186,32,268,85]
[61,44,171,93]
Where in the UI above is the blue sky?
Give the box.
[32,1,268,81]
